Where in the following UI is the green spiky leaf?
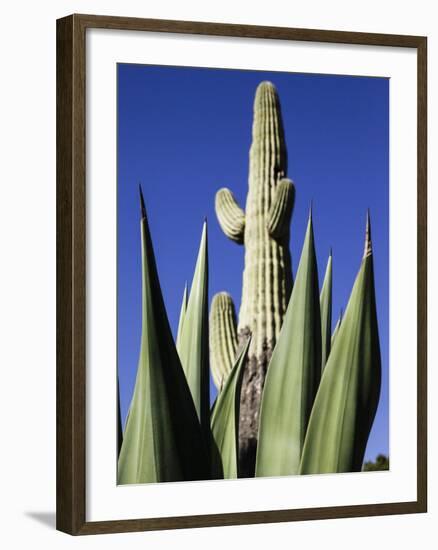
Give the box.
[211,338,251,479]
[178,222,210,439]
[117,188,208,484]
[176,283,188,352]
[255,212,321,477]
[331,309,343,348]
[299,214,381,474]
[320,252,333,369]
[117,376,123,457]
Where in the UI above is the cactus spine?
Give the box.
[213,81,294,476]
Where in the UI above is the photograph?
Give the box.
[0,0,429,543]
[116,64,389,484]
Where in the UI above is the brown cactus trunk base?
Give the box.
[237,334,274,478]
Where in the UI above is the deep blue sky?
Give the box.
[117,64,389,463]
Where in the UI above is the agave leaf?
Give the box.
[331,308,343,348]
[178,222,210,439]
[320,252,333,370]
[299,213,381,474]
[123,403,131,433]
[211,338,251,479]
[255,211,321,477]
[176,282,188,352]
[209,375,225,421]
[117,376,123,457]
[118,187,208,484]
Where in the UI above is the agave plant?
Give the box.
[255,212,381,476]
[117,187,209,484]
[299,213,381,474]
[118,82,382,484]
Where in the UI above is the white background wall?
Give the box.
[0,0,435,547]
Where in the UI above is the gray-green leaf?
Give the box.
[176,282,188,352]
[255,212,321,477]
[117,188,208,484]
[178,222,210,440]
[331,309,343,348]
[320,252,333,370]
[211,338,251,479]
[299,213,381,474]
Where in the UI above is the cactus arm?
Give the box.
[209,292,238,389]
[267,178,295,239]
[215,188,245,244]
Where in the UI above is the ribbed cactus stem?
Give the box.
[267,178,295,238]
[238,82,292,354]
[210,292,238,389]
[215,188,246,244]
[214,81,294,477]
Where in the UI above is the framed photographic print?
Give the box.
[56,14,427,535]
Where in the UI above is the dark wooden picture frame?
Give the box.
[56,13,427,536]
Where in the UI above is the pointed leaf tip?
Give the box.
[118,198,208,484]
[363,210,372,258]
[200,219,208,244]
[178,222,210,433]
[211,336,251,479]
[139,183,146,219]
[300,223,381,474]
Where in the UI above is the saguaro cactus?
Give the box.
[213,81,294,476]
